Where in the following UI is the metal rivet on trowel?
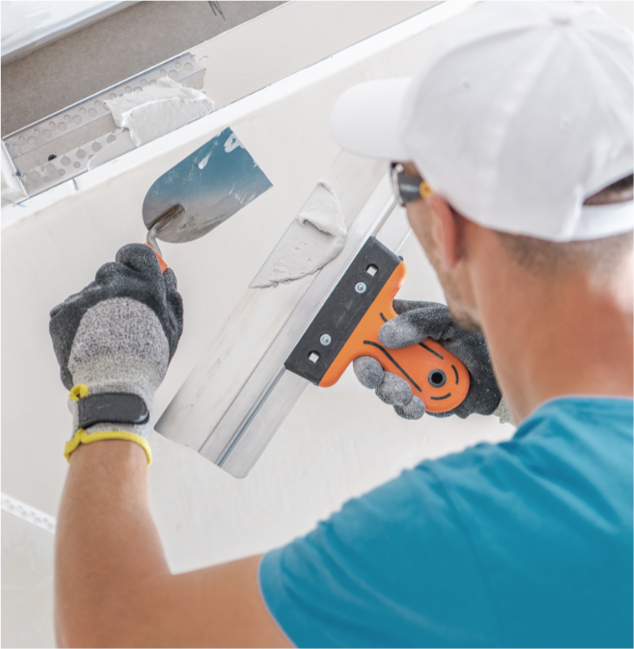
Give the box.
[320,334,332,346]
[355,282,367,294]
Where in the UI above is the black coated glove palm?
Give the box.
[354,300,501,420]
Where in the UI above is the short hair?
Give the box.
[496,175,633,274]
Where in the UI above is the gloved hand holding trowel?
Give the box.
[50,244,183,465]
[50,126,271,466]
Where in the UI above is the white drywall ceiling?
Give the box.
[1,1,287,137]
[1,1,136,64]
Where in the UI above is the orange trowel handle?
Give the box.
[319,263,470,414]
[145,243,168,274]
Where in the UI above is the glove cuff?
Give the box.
[66,384,153,464]
[493,396,515,425]
[64,428,152,465]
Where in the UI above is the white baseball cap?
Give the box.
[331,2,633,242]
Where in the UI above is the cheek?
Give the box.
[406,206,437,261]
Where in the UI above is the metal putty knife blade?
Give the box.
[142,127,272,243]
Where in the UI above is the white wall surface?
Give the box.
[2,513,55,648]
[4,1,630,646]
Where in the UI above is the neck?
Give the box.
[475,249,633,424]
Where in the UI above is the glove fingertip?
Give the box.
[394,396,426,420]
[353,356,383,389]
[116,243,162,275]
[393,299,420,315]
[378,318,420,349]
[94,261,121,282]
[376,372,412,407]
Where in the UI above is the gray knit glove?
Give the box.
[354,300,501,421]
[49,244,183,464]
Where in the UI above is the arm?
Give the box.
[55,439,291,648]
[50,245,291,648]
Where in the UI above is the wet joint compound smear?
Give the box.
[250,179,347,288]
[105,78,214,147]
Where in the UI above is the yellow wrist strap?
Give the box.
[66,384,152,465]
[64,429,152,465]
[69,384,89,401]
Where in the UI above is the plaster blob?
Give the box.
[224,132,244,153]
[105,78,214,147]
[250,179,346,288]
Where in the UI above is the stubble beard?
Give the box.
[446,299,482,334]
[438,272,483,334]
[412,207,483,334]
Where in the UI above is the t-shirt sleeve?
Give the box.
[259,463,501,648]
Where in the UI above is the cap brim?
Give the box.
[330,78,412,160]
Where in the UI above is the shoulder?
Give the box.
[260,450,505,647]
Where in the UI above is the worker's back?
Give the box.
[260,396,633,647]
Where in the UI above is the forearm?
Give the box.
[55,440,169,647]
[54,439,290,648]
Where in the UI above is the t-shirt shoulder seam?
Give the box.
[426,463,508,646]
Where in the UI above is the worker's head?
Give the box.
[330,1,633,330]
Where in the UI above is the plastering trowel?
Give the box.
[155,172,470,478]
[141,126,272,270]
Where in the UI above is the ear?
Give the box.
[427,194,462,270]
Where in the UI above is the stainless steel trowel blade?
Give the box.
[142,126,272,243]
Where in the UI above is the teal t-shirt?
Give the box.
[259,397,633,648]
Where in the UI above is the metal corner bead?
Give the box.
[2,51,205,199]
[1,492,57,534]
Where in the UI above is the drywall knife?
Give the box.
[168,175,465,478]
[156,175,468,478]
[284,236,469,410]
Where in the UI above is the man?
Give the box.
[51,3,632,647]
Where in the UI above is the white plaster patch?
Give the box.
[105,78,214,147]
[250,179,347,288]
[224,131,244,153]
[197,153,210,170]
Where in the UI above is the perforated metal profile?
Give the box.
[1,492,57,534]
[1,141,28,204]
[2,51,205,198]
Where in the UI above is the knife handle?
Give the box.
[319,262,470,413]
[144,226,168,275]
[145,242,168,274]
